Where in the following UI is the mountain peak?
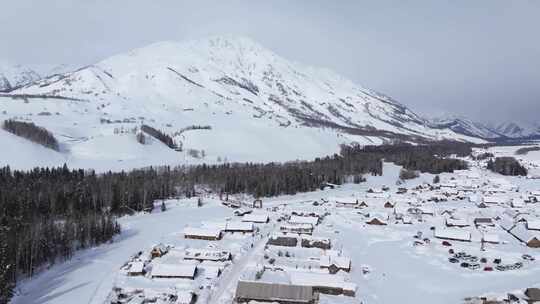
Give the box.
[8,36,484,146]
[0,62,41,92]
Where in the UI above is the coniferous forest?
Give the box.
[487,157,528,176]
[0,142,471,303]
[2,120,60,151]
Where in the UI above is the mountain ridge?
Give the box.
[10,36,473,142]
[1,36,486,170]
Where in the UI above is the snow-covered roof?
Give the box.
[176,291,195,304]
[128,261,145,273]
[419,206,435,215]
[151,263,197,278]
[242,213,269,223]
[510,223,540,243]
[225,221,254,231]
[235,280,314,303]
[319,255,351,269]
[402,216,413,224]
[511,198,525,208]
[281,223,313,230]
[199,265,221,279]
[434,228,471,242]
[482,233,500,244]
[527,220,540,231]
[289,215,318,226]
[445,218,469,227]
[483,195,507,204]
[183,227,222,238]
[289,271,357,292]
[233,208,252,215]
[184,248,231,261]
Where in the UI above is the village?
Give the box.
[93,145,540,304]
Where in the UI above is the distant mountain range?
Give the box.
[0,62,41,92]
[429,115,540,140]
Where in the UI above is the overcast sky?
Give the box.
[1,0,539,123]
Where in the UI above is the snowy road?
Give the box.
[209,225,274,303]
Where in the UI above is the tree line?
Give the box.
[487,157,528,176]
[141,124,177,149]
[2,120,59,151]
[340,142,470,174]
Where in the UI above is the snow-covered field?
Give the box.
[0,95,371,171]
[11,159,540,304]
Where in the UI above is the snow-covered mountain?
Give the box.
[494,121,540,139]
[0,62,41,92]
[1,36,481,171]
[429,115,503,139]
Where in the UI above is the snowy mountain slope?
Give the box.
[429,115,504,139]
[494,121,540,138]
[0,61,41,92]
[1,36,483,170]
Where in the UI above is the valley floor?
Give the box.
[9,144,540,304]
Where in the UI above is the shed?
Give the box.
[235,281,315,304]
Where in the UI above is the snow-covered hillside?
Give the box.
[430,115,504,139]
[494,121,540,139]
[0,61,41,92]
[1,36,482,170]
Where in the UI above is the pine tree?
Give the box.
[0,227,14,304]
[161,201,166,212]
